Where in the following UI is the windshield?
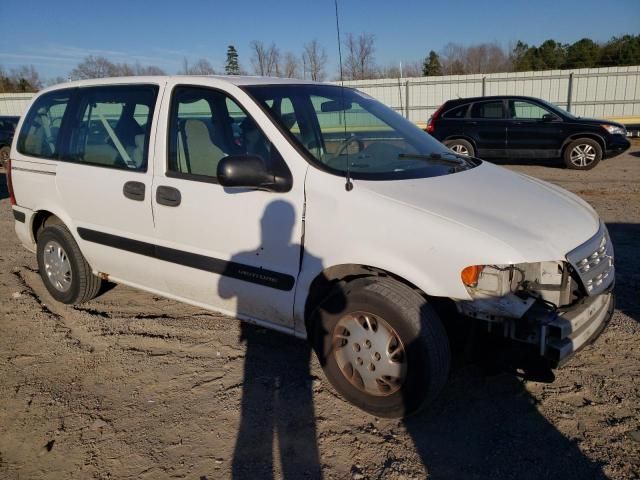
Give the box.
[243,84,479,180]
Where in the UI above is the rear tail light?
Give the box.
[426,104,444,134]
[6,158,16,206]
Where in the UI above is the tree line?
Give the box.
[2,34,639,93]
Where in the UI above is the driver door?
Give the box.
[150,82,305,329]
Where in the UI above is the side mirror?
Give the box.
[542,113,559,122]
[217,154,292,193]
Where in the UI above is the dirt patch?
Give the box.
[1,149,639,479]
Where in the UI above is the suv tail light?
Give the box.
[426,104,444,134]
[6,158,17,206]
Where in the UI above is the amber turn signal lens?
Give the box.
[461,265,484,287]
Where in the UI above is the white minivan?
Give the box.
[8,76,614,417]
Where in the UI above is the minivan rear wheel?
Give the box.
[310,277,450,418]
[37,224,102,304]
[444,139,474,157]
[564,138,602,170]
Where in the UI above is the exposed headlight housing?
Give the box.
[461,261,571,306]
[601,124,626,135]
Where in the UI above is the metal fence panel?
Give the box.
[341,65,640,124]
[0,93,34,116]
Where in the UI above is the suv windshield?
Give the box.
[243,84,479,180]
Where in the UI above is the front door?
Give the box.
[506,99,565,158]
[151,82,305,330]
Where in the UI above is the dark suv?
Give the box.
[0,115,20,168]
[426,96,630,170]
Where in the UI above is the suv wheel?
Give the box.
[310,277,450,418]
[0,146,9,169]
[37,224,102,304]
[444,139,474,157]
[564,138,602,170]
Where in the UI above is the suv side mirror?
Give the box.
[542,113,559,122]
[217,154,292,193]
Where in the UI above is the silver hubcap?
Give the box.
[332,311,407,396]
[43,240,72,292]
[570,144,597,167]
[450,144,469,156]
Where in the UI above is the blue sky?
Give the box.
[1,0,639,80]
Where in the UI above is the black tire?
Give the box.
[36,224,102,304]
[563,138,602,170]
[0,146,9,169]
[310,277,450,418]
[444,138,475,157]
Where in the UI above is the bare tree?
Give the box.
[180,58,216,75]
[281,52,300,78]
[344,33,377,80]
[69,56,118,80]
[10,65,42,90]
[302,39,328,81]
[439,42,511,75]
[250,41,280,76]
[379,60,423,78]
[465,43,511,73]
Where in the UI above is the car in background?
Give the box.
[0,115,20,168]
[426,96,630,170]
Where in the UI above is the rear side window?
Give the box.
[470,101,504,119]
[442,104,469,119]
[63,85,158,171]
[18,90,72,159]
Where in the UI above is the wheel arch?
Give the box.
[31,209,68,244]
[302,262,452,336]
[561,133,606,158]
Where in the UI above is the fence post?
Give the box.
[566,73,574,113]
[482,76,486,97]
[405,80,410,119]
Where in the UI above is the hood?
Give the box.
[570,117,625,129]
[360,162,599,261]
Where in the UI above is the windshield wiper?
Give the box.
[398,152,468,167]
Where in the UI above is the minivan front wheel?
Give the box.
[444,139,474,157]
[564,138,602,170]
[311,277,450,418]
[37,224,102,304]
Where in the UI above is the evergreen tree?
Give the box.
[225,45,240,75]
[565,38,600,69]
[422,50,442,76]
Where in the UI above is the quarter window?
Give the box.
[18,90,72,159]
[442,104,469,118]
[167,86,277,180]
[470,101,505,119]
[64,85,158,171]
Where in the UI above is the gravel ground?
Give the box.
[0,147,639,479]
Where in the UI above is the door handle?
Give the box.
[156,186,181,207]
[123,181,145,201]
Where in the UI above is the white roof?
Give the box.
[41,75,327,93]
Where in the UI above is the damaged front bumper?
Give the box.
[527,291,614,366]
[459,290,614,367]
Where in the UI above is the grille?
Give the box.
[566,223,615,296]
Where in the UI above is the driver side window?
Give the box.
[167,86,275,180]
[510,100,551,120]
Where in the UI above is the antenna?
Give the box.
[334,0,353,191]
